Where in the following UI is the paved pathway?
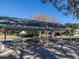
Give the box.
[0,41,79,59]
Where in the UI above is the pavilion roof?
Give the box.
[0,16,68,31]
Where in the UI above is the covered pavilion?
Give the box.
[0,17,72,45]
[0,25,72,42]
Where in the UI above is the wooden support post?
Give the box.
[3,30,7,43]
[69,30,72,41]
[60,31,61,36]
[38,31,42,43]
[52,31,55,39]
[45,30,49,47]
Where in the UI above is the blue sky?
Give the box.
[0,0,79,24]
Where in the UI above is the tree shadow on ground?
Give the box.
[61,41,79,55]
[52,46,75,59]
[30,46,58,59]
[31,45,76,59]
[0,55,17,59]
[0,41,79,59]
[12,44,59,59]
